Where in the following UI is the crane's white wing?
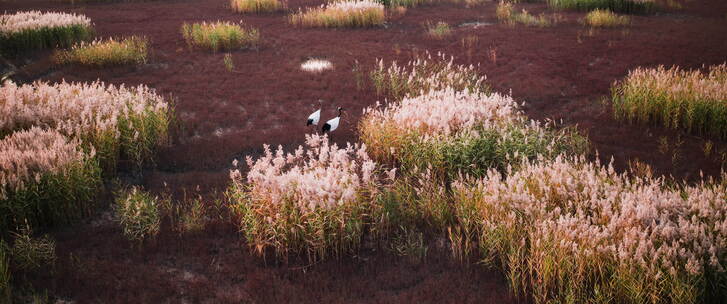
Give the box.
[308,109,321,125]
[326,117,340,132]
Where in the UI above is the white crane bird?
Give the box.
[306,99,323,129]
[322,107,343,134]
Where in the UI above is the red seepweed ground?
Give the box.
[2,0,727,302]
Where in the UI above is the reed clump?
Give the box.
[290,0,386,28]
[425,21,452,39]
[363,54,587,233]
[228,134,394,261]
[114,186,163,245]
[612,63,727,139]
[54,36,148,67]
[370,52,490,101]
[7,227,56,272]
[0,80,173,172]
[548,0,656,13]
[360,87,588,179]
[451,155,727,303]
[181,21,260,52]
[496,1,552,27]
[231,0,285,13]
[0,11,94,56]
[0,127,101,233]
[583,9,630,27]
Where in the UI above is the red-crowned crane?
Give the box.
[322,107,343,134]
[306,99,323,131]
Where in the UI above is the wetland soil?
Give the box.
[2,0,727,302]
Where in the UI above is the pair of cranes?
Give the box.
[306,100,344,134]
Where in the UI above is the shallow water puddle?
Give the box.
[458,21,493,28]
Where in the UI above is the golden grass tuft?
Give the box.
[583,9,630,27]
[289,0,386,28]
[496,1,551,27]
[496,1,514,21]
[223,53,235,71]
[230,0,285,13]
[114,186,163,245]
[8,227,56,271]
[425,21,452,39]
[181,21,260,52]
[54,36,148,67]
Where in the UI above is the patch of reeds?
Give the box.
[181,21,260,52]
[54,36,148,67]
[496,1,552,27]
[0,127,101,233]
[451,155,727,303]
[231,0,285,13]
[612,63,727,139]
[359,88,588,180]
[583,9,630,27]
[370,52,490,101]
[363,53,587,235]
[114,186,162,245]
[228,134,394,261]
[7,227,56,272]
[0,80,173,172]
[289,0,386,28]
[0,11,93,56]
[387,226,428,263]
[173,196,207,234]
[548,0,656,13]
[425,21,452,39]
